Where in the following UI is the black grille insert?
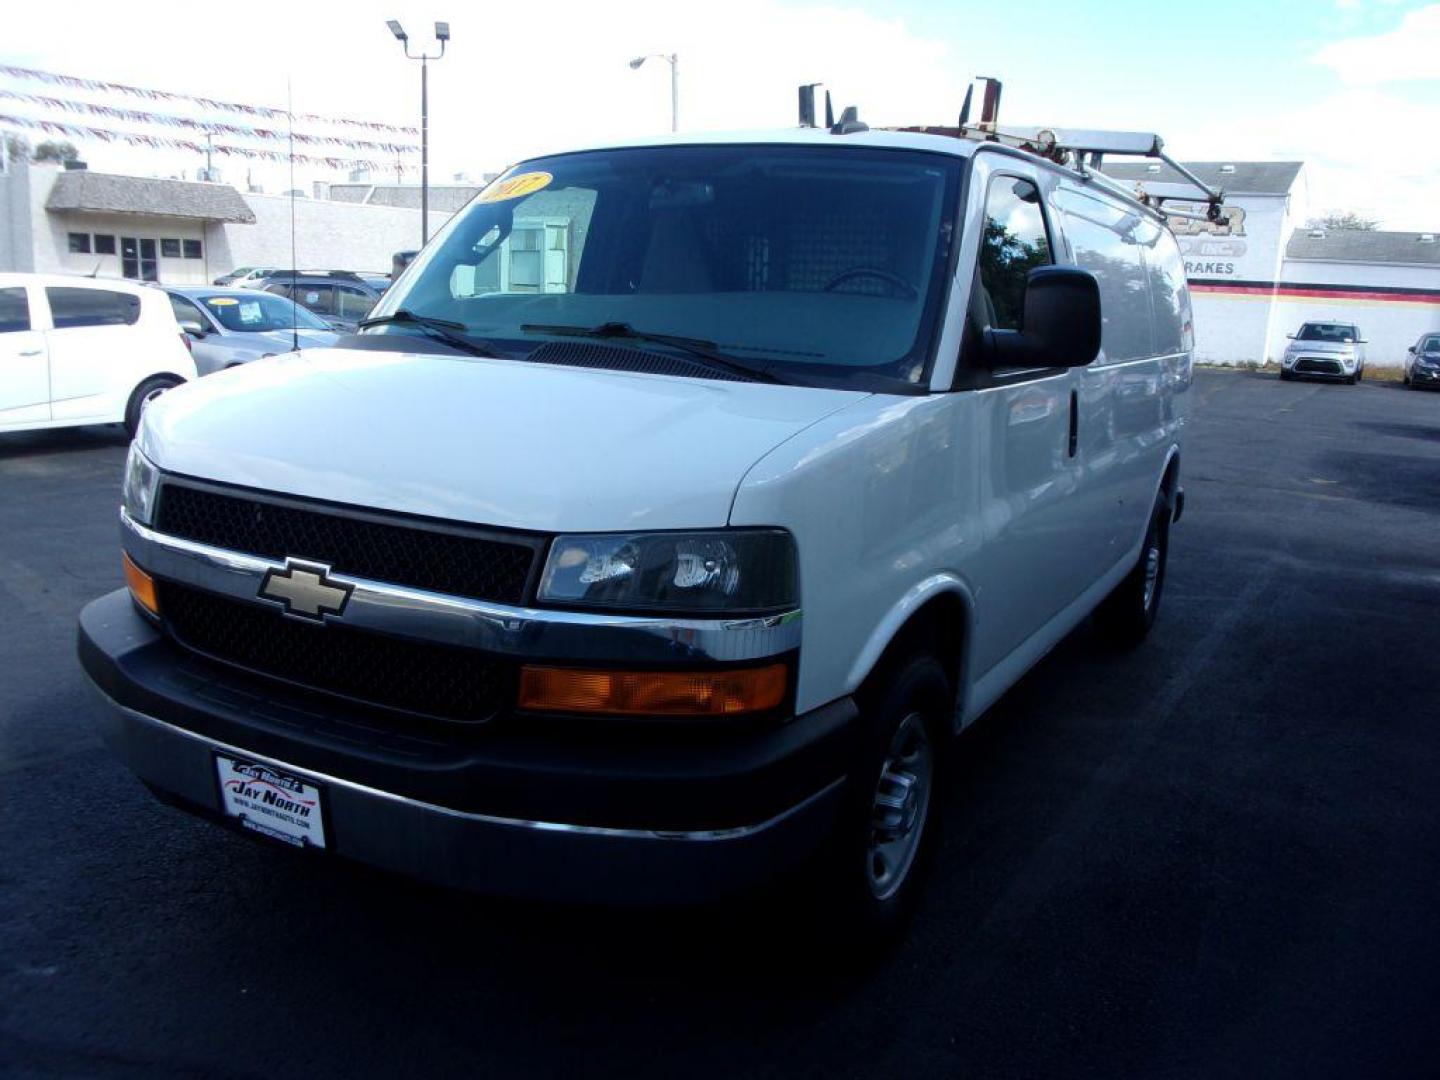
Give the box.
[1295,358,1343,375]
[158,582,507,723]
[155,482,539,605]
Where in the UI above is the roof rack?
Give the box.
[802,76,1226,224]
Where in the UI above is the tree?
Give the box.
[32,140,80,164]
[1305,210,1380,232]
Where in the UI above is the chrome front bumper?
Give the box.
[79,589,854,904]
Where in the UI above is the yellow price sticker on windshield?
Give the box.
[477,170,553,203]
[206,297,240,306]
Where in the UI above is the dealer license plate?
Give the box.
[215,754,327,849]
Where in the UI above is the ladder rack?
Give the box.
[803,76,1227,224]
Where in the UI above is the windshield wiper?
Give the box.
[359,310,499,358]
[519,321,781,384]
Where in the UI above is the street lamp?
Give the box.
[387,18,450,245]
[628,53,678,133]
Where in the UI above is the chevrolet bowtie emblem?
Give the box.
[258,559,353,622]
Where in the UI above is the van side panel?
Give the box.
[1053,184,1191,560]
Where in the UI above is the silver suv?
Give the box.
[1280,322,1367,384]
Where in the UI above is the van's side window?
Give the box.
[45,288,141,329]
[0,288,30,334]
[977,177,1052,330]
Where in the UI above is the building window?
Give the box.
[120,237,159,282]
[182,239,203,259]
[160,238,182,258]
[68,232,92,254]
[45,286,142,328]
[94,234,117,255]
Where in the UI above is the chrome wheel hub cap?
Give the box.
[867,711,934,901]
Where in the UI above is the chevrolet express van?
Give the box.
[80,127,1191,937]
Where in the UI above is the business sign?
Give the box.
[1171,205,1249,278]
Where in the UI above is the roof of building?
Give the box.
[1286,229,1440,266]
[1101,161,1304,196]
[324,183,480,213]
[46,170,256,224]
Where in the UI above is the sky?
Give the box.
[2,0,1438,229]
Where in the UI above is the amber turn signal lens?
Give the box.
[518,663,787,717]
[122,552,159,616]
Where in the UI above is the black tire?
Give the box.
[1097,488,1170,646]
[813,653,951,949]
[1346,372,1358,385]
[1278,370,1292,381]
[124,375,182,438]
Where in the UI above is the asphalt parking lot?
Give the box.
[3,369,1439,1078]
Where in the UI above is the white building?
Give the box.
[0,158,447,284]
[1104,161,1439,367]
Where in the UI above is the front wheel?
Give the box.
[124,375,183,438]
[814,654,950,947]
[1097,489,1171,645]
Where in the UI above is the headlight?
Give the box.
[122,443,161,526]
[538,530,798,614]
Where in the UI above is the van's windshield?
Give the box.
[368,145,963,390]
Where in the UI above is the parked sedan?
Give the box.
[164,287,339,375]
[260,273,385,332]
[1280,322,1367,384]
[1403,333,1440,390]
[212,267,282,288]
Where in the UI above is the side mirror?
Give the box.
[1286,333,1296,339]
[179,319,207,337]
[1356,339,1368,344]
[984,266,1101,369]
[1408,346,1417,354]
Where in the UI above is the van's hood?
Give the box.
[140,347,866,532]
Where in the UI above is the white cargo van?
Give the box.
[0,274,196,437]
[81,117,1196,938]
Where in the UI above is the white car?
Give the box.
[82,123,1191,940]
[1,273,196,437]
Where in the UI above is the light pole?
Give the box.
[387,18,449,246]
[628,53,678,133]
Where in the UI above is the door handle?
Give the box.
[1067,389,1078,458]
[19,348,43,357]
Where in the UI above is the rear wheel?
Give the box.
[1097,488,1170,645]
[124,375,182,438]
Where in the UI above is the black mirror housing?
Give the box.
[984,265,1102,369]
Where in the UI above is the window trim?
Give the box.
[951,155,1066,391]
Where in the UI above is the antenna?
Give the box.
[287,76,299,353]
[824,90,834,130]
[958,84,973,127]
